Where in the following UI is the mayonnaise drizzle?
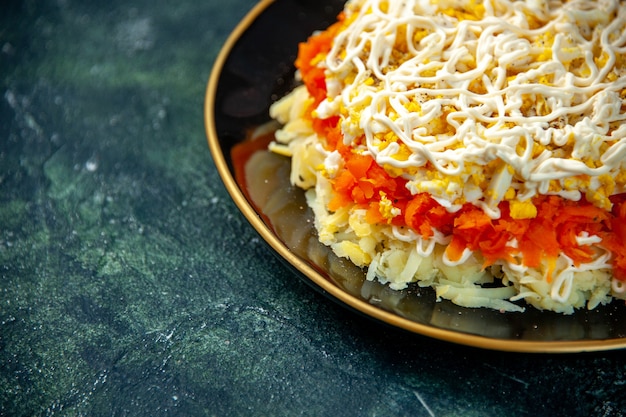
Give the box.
[317,0,626,214]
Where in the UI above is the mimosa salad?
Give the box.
[269,0,626,313]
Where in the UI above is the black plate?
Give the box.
[205,0,626,352]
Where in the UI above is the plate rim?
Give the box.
[204,0,626,353]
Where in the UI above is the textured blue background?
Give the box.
[1,1,625,415]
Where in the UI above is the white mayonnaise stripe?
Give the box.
[317,0,626,215]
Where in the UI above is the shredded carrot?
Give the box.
[295,14,345,108]
[446,235,468,262]
[365,202,386,224]
[295,20,626,282]
[600,195,626,280]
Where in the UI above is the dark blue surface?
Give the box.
[1,1,626,416]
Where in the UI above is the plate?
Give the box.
[204,0,626,352]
